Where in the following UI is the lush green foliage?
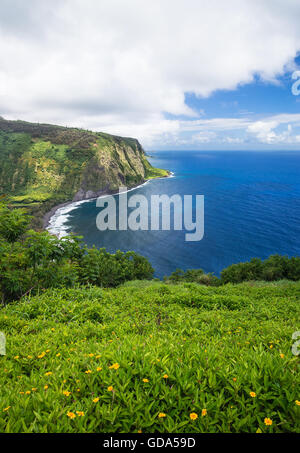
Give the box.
[0,204,299,433]
[164,268,220,286]
[0,281,299,433]
[165,255,300,286]
[0,203,31,243]
[220,255,300,284]
[0,118,167,228]
[144,164,170,179]
[0,205,153,303]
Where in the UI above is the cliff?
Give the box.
[0,117,169,227]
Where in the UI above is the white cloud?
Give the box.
[176,114,300,145]
[0,0,300,147]
[191,131,217,144]
[247,120,280,143]
[247,114,300,143]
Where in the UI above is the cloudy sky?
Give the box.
[1,0,300,150]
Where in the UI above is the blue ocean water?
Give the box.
[55,151,300,278]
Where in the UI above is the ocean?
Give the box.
[48,150,300,278]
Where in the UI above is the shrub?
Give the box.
[0,204,154,303]
[165,268,220,286]
[0,203,31,242]
[221,255,300,284]
[79,248,153,288]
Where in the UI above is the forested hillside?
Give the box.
[0,117,168,227]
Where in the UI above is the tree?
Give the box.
[0,203,31,242]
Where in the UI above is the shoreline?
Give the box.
[44,172,174,236]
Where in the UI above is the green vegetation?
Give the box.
[144,163,170,179]
[165,255,300,286]
[220,255,300,283]
[0,281,299,433]
[0,118,168,228]
[0,203,153,304]
[164,268,220,286]
[0,205,299,433]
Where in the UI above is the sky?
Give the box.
[1,0,300,150]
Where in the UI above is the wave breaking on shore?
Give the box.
[46,173,175,238]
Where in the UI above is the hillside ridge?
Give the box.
[0,117,168,227]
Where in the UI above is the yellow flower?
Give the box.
[93,397,100,403]
[109,363,120,370]
[264,418,273,426]
[32,388,37,392]
[76,411,85,417]
[190,412,198,420]
[19,392,24,395]
[202,409,207,417]
[85,370,92,374]
[269,345,273,349]
[143,379,149,383]
[27,355,33,359]
[107,386,114,392]
[280,353,285,359]
[67,412,76,419]
[163,374,169,379]
[63,391,71,397]
[77,389,81,392]
[56,353,61,357]
[250,392,256,398]
[51,328,55,332]
[45,372,52,376]
[295,400,300,406]
[158,413,166,418]
[14,356,19,360]
[3,406,11,412]
[88,353,94,357]
[96,367,102,372]
[44,385,49,390]
[233,378,237,382]
[38,352,46,359]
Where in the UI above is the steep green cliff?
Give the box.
[0,118,168,227]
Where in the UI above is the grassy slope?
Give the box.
[0,118,168,227]
[0,280,299,433]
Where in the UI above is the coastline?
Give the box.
[43,201,75,229]
[44,172,174,236]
